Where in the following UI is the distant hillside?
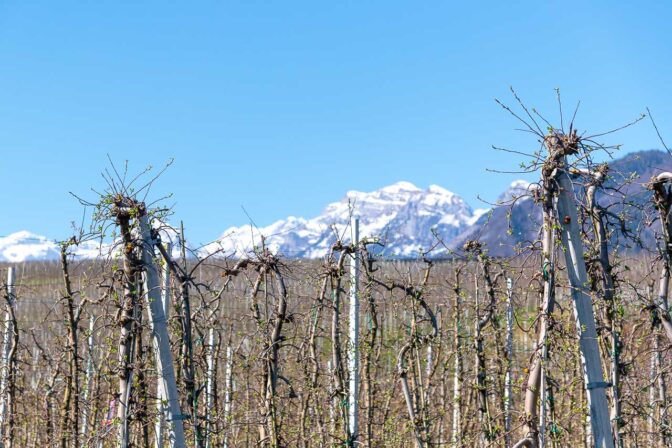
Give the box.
[451,150,672,257]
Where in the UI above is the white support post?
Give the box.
[541,277,551,448]
[427,310,436,380]
[81,317,96,439]
[138,217,187,448]
[162,243,172,319]
[540,353,547,448]
[555,165,614,448]
[155,243,171,448]
[648,336,656,446]
[504,277,513,448]
[327,360,335,434]
[223,346,233,448]
[451,292,462,448]
[426,345,432,379]
[347,217,360,445]
[0,267,15,443]
[204,328,217,448]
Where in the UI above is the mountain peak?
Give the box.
[427,184,455,196]
[0,231,57,262]
[379,181,421,194]
[509,179,531,189]
[0,179,503,260]
[4,230,46,242]
[497,179,534,203]
[205,180,476,258]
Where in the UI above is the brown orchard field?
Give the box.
[0,250,668,447]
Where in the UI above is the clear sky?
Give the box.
[0,1,671,244]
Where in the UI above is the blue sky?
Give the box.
[0,1,670,244]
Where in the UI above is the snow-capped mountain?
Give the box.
[0,225,187,263]
[497,179,535,203]
[4,150,669,262]
[0,179,545,261]
[203,181,482,258]
[0,231,106,262]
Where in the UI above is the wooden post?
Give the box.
[138,216,187,448]
[347,217,360,445]
[554,165,614,448]
[466,242,498,444]
[114,206,141,448]
[513,155,557,448]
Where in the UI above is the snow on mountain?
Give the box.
[0,231,107,262]
[0,222,186,263]
[4,150,670,261]
[468,208,490,226]
[0,231,59,262]
[497,179,535,203]
[203,181,479,258]
[1,179,537,261]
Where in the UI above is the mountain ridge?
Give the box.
[200,180,507,258]
[2,149,669,262]
[1,180,507,261]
